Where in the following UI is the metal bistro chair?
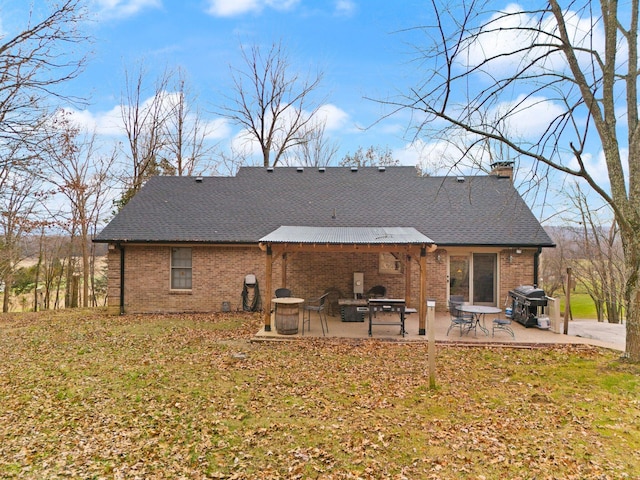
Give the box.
[447,299,475,336]
[275,288,292,298]
[302,292,330,336]
[492,317,515,339]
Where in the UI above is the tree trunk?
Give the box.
[2,276,10,313]
[82,232,89,308]
[627,288,640,361]
[623,235,640,361]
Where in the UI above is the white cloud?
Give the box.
[204,118,232,140]
[492,94,567,139]
[393,138,477,174]
[462,3,606,78]
[334,0,356,17]
[62,105,124,137]
[394,129,508,175]
[229,129,263,161]
[316,104,349,131]
[205,0,299,17]
[206,0,261,17]
[94,0,162,19]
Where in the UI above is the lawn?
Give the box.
[1,310,638,479]
[561,292,599,319]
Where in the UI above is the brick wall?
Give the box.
[105,244,537,314]
[107,244,265,313]
[499,248,537,302]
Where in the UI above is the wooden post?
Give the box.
[563,267,572,335]
[281,253,287,288]
[405,254,412,308]
[264,245,273,332]
[427,299,436,389]
[419,247,427,335]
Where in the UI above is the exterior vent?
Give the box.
[195,177,203,183]
[378,166,386,172]
[351,166,358,172]
[456,176,465,183]
[297,167,304,173]
[318,167,326,172]
[267,167,274,173]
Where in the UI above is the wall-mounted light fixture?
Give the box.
[516,248,522,254]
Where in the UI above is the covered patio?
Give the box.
[259,226,437,336]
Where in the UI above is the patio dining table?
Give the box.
[457,305,502,336]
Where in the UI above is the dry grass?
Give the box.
[0,309,638,479]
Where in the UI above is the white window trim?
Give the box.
[170,247,193,291]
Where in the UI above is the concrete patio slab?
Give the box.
[254,311,626,352]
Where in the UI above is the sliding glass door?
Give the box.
[472,253,496,305]
[449,253,497,305]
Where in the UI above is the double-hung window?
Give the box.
[171,247,192,290]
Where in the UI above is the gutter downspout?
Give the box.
[533,247,542,287]
[119,243,125,315]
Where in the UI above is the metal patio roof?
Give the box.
[259,226,434,245]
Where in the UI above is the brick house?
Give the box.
[94,165,554,333]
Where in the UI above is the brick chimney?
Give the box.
[490,161,514,181]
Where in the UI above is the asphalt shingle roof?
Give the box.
[94,166,554,247]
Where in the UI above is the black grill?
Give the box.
[508,285,547,327]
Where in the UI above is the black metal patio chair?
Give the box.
[447,299,475,336]
[302,292,329,336]
[275,288,292,298]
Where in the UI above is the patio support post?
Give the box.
[264,245,273,332]
[419,246,427,335]
[281,253,287,288]
[405,254,412,308]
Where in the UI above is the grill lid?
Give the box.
[510,285,546,299]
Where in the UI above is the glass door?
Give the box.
[473,253,497,305]
[449,255,469,301]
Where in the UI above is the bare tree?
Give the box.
[160,69,217,176]
[116,64,173,209]
[567,184,625,323]
[220,41,324,167]
[541,226,572,298]
[0,158,42,312]
[288,120,339,167]
[0,0,89,166]
[41,111,115,308]
[340,145,399,167]
[390,1,640,361]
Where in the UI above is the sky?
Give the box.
[3,0,620,222]
[31,0,435,167]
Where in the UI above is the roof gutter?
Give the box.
[534,246,542,287]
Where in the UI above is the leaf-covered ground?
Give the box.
[0,310,638,479]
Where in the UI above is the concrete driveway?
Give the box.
[567,319,626,351]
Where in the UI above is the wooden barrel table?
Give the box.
[272,297,304,335]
